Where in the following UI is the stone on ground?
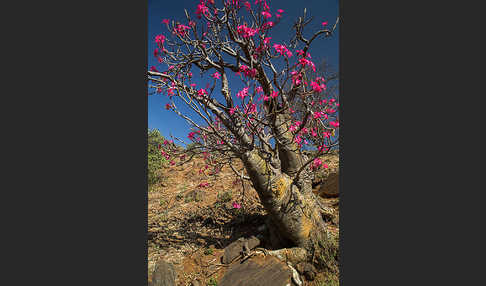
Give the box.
[219,255,292,286]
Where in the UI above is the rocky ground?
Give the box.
[148,153,339,286]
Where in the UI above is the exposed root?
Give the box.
[266,247,308,266]
[288,263,303,286]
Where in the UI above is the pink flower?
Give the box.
[255,86,263,94]
[173,24,191,37]
[237,24,259,38]
[329,121,340,128]
[273,44,292,58]
[312,158,323,169]
[310,81,326,93]
[155,34,166,47]
[261,11,272,19]
[198,182,209,188]
[236,87,249,99]
[270,91,278,98]
[165,103,172,110]
[294,135,302,144]
[188,132,196,140]
[162,19,169,25]
[196,3,209,19]
[229,106,239,115]
[198,88,208,96]
[150,66,159,72]
[244,1,251,11]
[299,57,316,72]
[212,72,221,79]
[277,9,284,13]
[232,202,241,209]
[262,21,274,30]
[170,161,175,166]
[322,21,328,26]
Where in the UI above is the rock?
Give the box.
[295,262,317,281]
[219,255,292,286]
[149,260,176,286]
[221,236,260,264]
[318,172,339,198]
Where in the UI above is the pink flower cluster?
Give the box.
[291,71,302,86]
[198,88,208,96]
[261,11,272,19]
[329,121,340,128]
[196,3,209,19]
[289,121,301,132]
[299,57,316,72]
[313,111,328,120]
[273,44,292,58]
[239,65,257,78]
[236,87,250,99]
[155,34,165,47]
[237,24,259,38]
[310,80,326,93]
[173,24,191,37]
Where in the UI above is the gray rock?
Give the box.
[219,255,292,286]
[149,260,176,286]
[221,236,260,264]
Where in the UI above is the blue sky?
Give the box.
[148,0,339,144]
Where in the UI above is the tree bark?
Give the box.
[241,149,333,268]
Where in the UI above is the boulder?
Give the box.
[221,236,260,264]
[219,255,292,286]
[311,154,339,198]
[318,172,339,198]
[149,260,176,286]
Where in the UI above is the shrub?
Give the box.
[147,129,168,187]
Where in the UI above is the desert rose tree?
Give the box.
[148,0,339,269]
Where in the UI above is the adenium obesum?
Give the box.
[149,0,339,195]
